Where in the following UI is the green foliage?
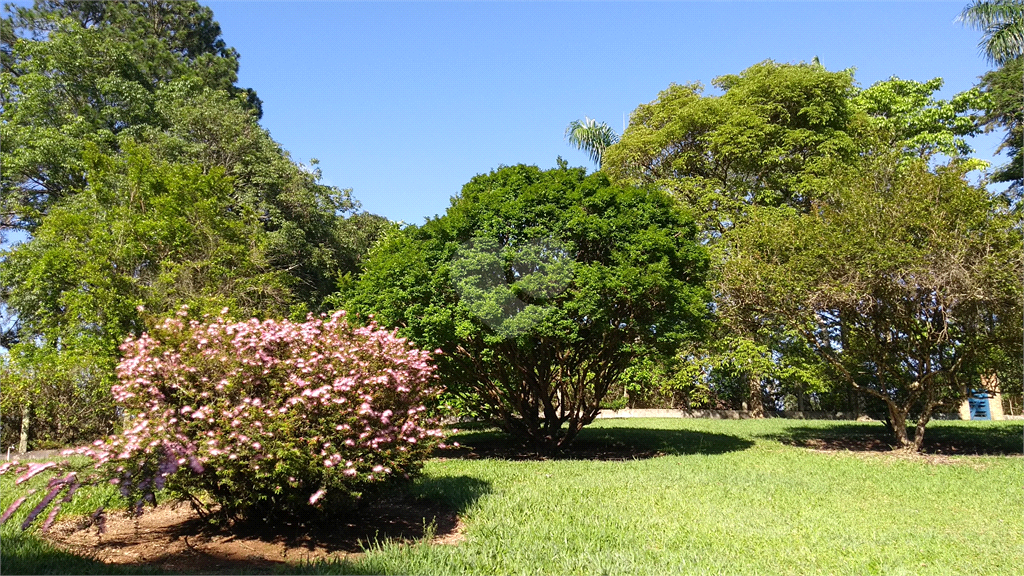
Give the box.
[1,1,252,228]
[0,145,294,449]
[720,151,1023,449]
[0,1,387,450]
[978,56,1023,196]
[564,116,618,167]
[349,163,710,450]
[603,60,858,238]
[850,76,983,158]
[958,0,1024,66]
[603,60,989,417]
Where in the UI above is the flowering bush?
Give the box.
[64,308,443,522]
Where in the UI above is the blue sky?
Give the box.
[200,1,1006,225]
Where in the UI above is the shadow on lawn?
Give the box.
[439,425,754,461]
[759,420,1023,455]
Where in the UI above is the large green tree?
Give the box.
[0,1,388,450]
[0,0,254,230]
[601,61,985,415]
[0,145,293,449]
[720,149,1021,450]
[349,162,710,451]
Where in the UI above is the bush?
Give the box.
[349,163,710,451]
[68,308,443,522]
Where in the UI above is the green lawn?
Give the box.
[2,418,1021,575]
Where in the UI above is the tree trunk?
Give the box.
[18,401,30,454]
[748,374,765,418]
[884,400,912,450]
[912,408,934,452]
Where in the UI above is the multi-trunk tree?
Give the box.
[719,147,1021,450]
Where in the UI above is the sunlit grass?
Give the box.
[2,418,1021,575]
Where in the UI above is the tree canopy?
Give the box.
[719,149,1021,449]
[348,162,710,451]
[0,0,388,450]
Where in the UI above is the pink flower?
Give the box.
[309,489,326,504]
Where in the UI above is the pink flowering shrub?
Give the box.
[66,308,443,522]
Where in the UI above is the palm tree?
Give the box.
[564,116,618,168]
[957,0,1024,65]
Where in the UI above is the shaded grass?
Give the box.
[3,418,1021,575]
[758,418,1024,455]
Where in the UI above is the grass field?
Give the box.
[2,418,1021,575]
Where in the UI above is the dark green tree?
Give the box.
[0,145,293,449]
[349,162,710,451]
[978,57,1023,196]
[0,1,387,449]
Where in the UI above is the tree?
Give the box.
[978,56,1023,197]
[720,150,1022,450]
[602,61,985,416]
[0,145,293,450]
[958,0,1024,66]
[959,0,1024,198]
[349,162,710,451]
[0,1,254,231]
[564,116,618,168]
[1,1,388,450]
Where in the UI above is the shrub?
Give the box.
[349,163,710,451]
[66,308,443,522]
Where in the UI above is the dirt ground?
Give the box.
[42,496,464,574]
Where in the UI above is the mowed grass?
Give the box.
[2,418,1021,575]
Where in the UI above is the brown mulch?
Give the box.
[42,497,464,574]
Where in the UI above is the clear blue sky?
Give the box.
[200,1,1005,225]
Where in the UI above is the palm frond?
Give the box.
[564,116,619,168]
[957,0,1024,65]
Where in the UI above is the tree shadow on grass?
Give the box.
[38,476,491,575]
[437,425,754,461]
[758,420,1023,456]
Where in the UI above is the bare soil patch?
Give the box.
[42,496,464,574]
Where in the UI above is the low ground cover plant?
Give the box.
[2,309,443,526]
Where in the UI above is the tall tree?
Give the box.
[0,1,256,231]
[978,57,1023,197]
[0,145,293,449]
[958,0,1024,65]
[0,1,387,450]
[564,116,618,168]
[602,61,986,416]
[720,150,1022,450]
